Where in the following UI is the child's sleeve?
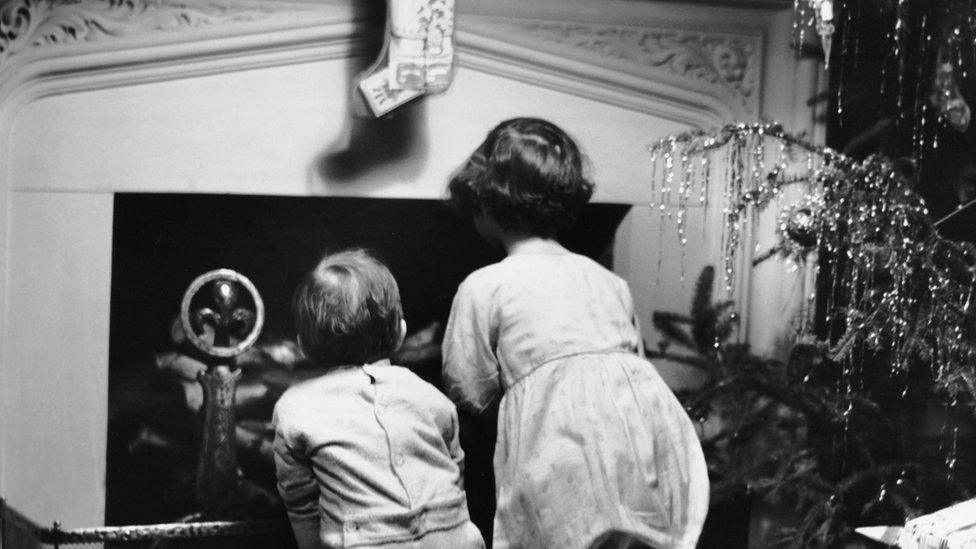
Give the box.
[272,405,321,549]
[447,406,466,484]
[441,276,501,414]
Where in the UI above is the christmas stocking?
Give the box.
[356,0,456,118]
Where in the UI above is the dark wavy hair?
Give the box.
[447,117,594,237]
[292,249,403,368]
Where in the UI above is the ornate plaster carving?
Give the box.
[0,0,286,64]
[0,2,763,124]
[481,19,760,114]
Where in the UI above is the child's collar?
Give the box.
[359,359,392,384]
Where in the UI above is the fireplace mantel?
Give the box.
[0,0,777,200]
[0,0,762,125]
[0,0,822,530]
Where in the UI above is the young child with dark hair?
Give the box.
[274,249,484,549]
[443,118,710,549]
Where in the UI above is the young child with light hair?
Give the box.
[274,249,484,549]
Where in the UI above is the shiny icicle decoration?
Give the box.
[912,15,931,170]
[647,122,976,413]
[894,0,907,124]
[793,0,804,55]
[811,0,835,67]
[792,0,835,67]
[836,0,851,125]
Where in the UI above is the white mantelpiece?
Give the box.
[0,0,821,529]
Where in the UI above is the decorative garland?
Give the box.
[648,122,976,417]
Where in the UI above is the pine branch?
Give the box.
[691,266,716,322]
[651,311,698,350]
[827,327,860,362]
[646,349,716,372]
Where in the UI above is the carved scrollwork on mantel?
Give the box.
[475,18,761,116]
[0,0,288,65]
[0,2,764,125]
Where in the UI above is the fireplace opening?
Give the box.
[106,193,630,539]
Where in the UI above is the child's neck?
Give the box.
[502,235,567,256]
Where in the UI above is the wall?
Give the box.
[0,0,822,529]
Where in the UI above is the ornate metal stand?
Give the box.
[178,269,265,517]
[0,270,290,547]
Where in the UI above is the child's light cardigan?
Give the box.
[273,360,481,548]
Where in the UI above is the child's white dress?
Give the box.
[442,252,709,549]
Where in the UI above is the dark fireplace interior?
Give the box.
[106,193,630,542]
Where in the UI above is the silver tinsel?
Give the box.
[648,121,976,415]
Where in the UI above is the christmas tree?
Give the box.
[650,261,974,547]
[645,123,976,547]
[644,2,976,545]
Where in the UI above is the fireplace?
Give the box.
[105,193,628,537]
[0,0,821,535]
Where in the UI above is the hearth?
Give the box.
[104,193,629,538]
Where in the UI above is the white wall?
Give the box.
[0,0,820,529]
[11,61,689,202]
[2,193,113,529]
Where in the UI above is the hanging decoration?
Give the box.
[648,122,976,412]
[356,0,456,118]
[931,55,972,134]
[776,196,824,261]
[809,0,835,67]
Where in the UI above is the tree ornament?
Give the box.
[931,57,972,133]
[753,196,825,266]
[355,0,456,118]
[809,0,835,67]
[783,203,819,249]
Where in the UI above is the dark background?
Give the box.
[825,0,976,244]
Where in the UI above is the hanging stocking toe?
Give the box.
[356,0,455,118]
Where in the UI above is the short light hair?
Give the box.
[293,249,403,368]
